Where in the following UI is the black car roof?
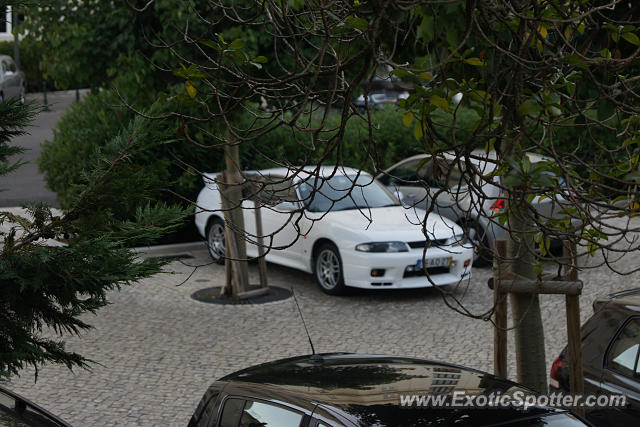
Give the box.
[219,353,570,426]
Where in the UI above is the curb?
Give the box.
[133,241,207,258]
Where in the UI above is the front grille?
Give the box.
[407,239,448,249]
[404,266,450,278]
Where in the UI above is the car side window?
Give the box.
[433,159,469,191]
[239,400,304,427]
[607,317,640,378]
[218,397,304,427]
[384,159,433,187]
[219,398,245,427]
[260,176,298,206]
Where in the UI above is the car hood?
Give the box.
[315,206,461,242]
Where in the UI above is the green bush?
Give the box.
[39,87,223,208]
[237,104,479,174]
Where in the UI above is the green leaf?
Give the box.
[503,175,522,187]
[517,99,541,116]
[346,16,368,31]
[413,121,423,140]
[612,32,620,43]
[522,155,531,174]
[390,69,412,78]
[601,48,611,58]
[547,105,562,117]
[445,27,459,47]
[253,56,268,64]
[464,57,486,66]
[564,54,589,70]
[200,40,220,51]
[430,95,450,112]
[173,64,207,79]
[417,72,434,81]
[228,38,246,50]
[622,32,640,46]
[419,15,434,43]
[402,111,414,127]
[534,261,544,276]
[185,80,197,98]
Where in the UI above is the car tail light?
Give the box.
[490,198,505,211]
[549,356,563,389]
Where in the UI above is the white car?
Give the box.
[195,166,473,295]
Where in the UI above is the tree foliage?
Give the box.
[0,97,189,379]
[139,0,640,391]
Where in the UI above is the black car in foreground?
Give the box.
[550,288,640,426]
[189,353,588,427]
[0,385,71,426]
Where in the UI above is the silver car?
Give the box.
[0,55,26,103]
[377,151,573,266]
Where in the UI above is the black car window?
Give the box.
[607,317,640,378]
[219,398,245,427]
[382,159,431,187]
[432,158,469,191]
[249,175,298,206]
[239,400,304,427]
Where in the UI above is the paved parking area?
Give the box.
[5,217,640,426]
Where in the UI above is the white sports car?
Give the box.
[195,166,473,295]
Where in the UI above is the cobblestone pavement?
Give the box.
[5,216,640,426]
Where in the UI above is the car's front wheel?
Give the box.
[314,243,346,295]
[206,218,226,264]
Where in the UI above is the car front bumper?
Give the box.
[341,244,474,289]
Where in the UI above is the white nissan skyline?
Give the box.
[195,166,473,295]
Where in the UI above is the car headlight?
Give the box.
[355,241,409,252]
[446,234,471,247]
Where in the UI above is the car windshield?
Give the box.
[298,174,399,212]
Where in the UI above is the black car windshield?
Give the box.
[298,174,399,212]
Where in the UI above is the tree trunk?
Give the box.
[222,137,249,296]
[506,199,547,392]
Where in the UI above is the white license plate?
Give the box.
[416,257,451,269]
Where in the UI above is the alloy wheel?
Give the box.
[207,221,226,261]
[316,249,341,290]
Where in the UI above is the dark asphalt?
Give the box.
[0,90,82,208]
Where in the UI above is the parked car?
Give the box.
[188,353,590,427]
[195,166,474,295]
[0,385,71,426]
[0,55,26,103]
[354,90,409,107]
[377,151,574,267]
[550,288,640,426]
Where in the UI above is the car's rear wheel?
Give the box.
[19,86,25,105]
[461,221,491,267]
[314,243,346,295]
[206,217,226,264]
